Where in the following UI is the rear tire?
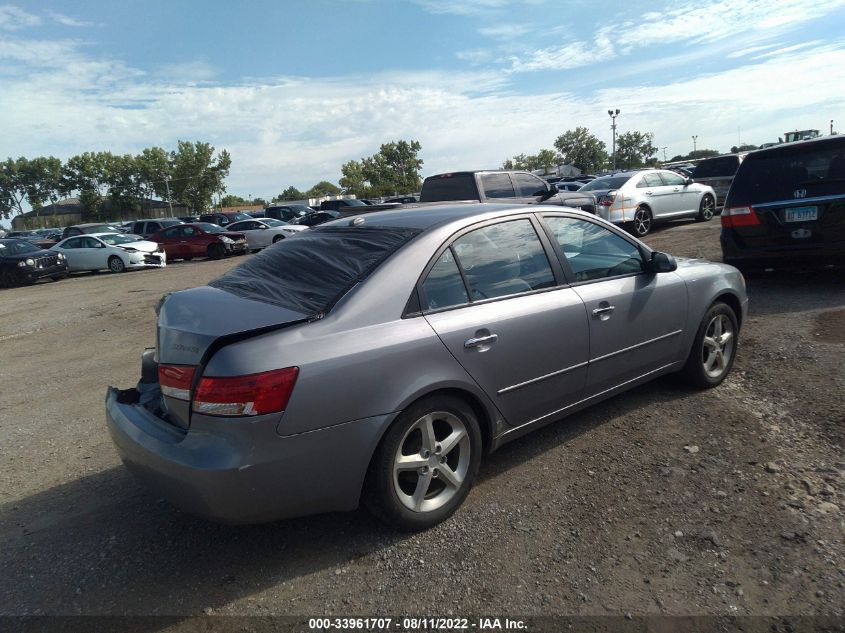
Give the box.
[680,302,738,388]
[207,243,224,260]
[108,256,126,273]
[364,395,482,531]
[697,195,715,222]
[629,205,653,237]
[272,235,284,243]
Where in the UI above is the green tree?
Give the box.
[613,131,658,170]
[305,180,341,198]
[62,152,112,219]
[553,127,608,172]
[220,194,248,207]
[360,140,423,197]
[536,149,558,174]
[273,186,305,201]
[135,147,171,202]
[169,141,232,213]
[730,144,757,153]
[23,156,63,210]
[0,157,29,220]
[339,159,368,197]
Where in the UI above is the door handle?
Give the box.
[592,305,615,317]
[645,190,652,195]
[673,187,680,191]
[464,334,498,349]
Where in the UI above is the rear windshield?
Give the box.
[693,156,741,178]
[209,226,422,315]
[580,176,630,191]
[420,174,478,201]
[727,138,845,206]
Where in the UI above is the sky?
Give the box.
[2,0,845,207]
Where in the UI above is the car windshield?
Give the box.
[85,224,117,233]
[231,212,252,221]
[209,226,422,314]
[0,239,39,255]
[579,176,630,191]
[262,218,286,227]
[98,233,141,245]
[196,223,224,233]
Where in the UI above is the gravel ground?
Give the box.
[0,219,843,626]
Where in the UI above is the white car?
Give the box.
[51,233,166,273]
[226,218,308,251]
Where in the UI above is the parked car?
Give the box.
[106,202,747,530]
[692,153,749,210]
[721,135,845,271]
[261,204,312,222]
[7,230,58,250]
[150,222,248,260]
[198,211,254,227]
[580,169,717,236]
[226,218,308,251]
[385,195,419,204]
[319,198,399,212]
[51,233,166,273]
[178,216,201,223]
[61,223,122,239]
[419,170,596,213]
[290,210,342,227]
[129,219,184,239]
[0,238,68,286]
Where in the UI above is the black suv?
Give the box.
[130,219,184,239]
[721,135,845,271]
[198,211,254,227]
[262,204,312,222]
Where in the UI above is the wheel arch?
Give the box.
[713,291,743,329]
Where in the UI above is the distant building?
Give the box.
[11,197,187,230]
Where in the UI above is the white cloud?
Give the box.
[411,0,542,15]
[47,11,95,28]
[478,23,532,39]
[508,28,614,72]
[0,4,40,30]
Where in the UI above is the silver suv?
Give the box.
[580,169,717,236]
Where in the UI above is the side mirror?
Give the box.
[684,176,693,186]
[538,184,558,201]
[649,251,677,273]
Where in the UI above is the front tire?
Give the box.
[680,302,738,388]
[272,235,284,244]
[207,243,224,260]
[697,195,715,222]
[630,205,653,237]
[108,256,126,273]
[365,395,482,531]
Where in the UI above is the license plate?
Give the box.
[785,206,818,222]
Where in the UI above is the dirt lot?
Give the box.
[1,220,843,626]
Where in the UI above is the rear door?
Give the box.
[58,236,84,270]
[155,226,182,258]
[421,216,589,428]
[540,214,687,396]
[512,172,551,204]
[660,170,697,215]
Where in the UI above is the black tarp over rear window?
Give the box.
[209,226,421,315]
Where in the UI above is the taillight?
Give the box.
[597,192,616,206]
[193,367,299,417]
[722,206,760,228]
[158,364,196,400]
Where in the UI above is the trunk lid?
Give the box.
[155,286,308,429]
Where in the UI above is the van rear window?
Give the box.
[727,138,845,206]
[421,174,478,202]
[209,226,421,315]
[693,156,741,178]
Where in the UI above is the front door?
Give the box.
[541,214,688,396]
[421,217,589,427]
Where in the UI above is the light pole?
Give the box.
[163,174,173,218]
[692,135,698,157]
[661,146,668,162]
[831,119,835,135]
[608,108,620,170]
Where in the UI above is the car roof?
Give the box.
[71,222,116,228]
[320,202,595,232]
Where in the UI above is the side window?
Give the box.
[480,173,517,199]
[513,173,548,197]
[82,237,101,248]
[545,217,644,282]
[638,173,663,188]
[160,227,179,238]
[660,171,686,186]
[452,219,555,300]
[182,226,197,236]
[62,237,81,249]
[421,249,469,311]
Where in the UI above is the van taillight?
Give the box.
[192,367,300,417]
[158,364,195,400]
[722,206,760,228]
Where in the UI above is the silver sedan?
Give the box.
[226,217,308,251]
[582,169,717,237]
[106,203,747,530]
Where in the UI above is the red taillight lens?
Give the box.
[597,193,616,206]
[193,367,299,417]
[721,206,760,228]
[158,364,196,400]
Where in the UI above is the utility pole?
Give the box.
[608,108,620,171]
[661,146,668,162]
[832,119,835,135]
[164,174,173,218]
[692,135,698,156]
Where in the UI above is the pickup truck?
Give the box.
[418,170,596,213]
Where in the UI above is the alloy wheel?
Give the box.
[701,314,735,379]
[700,196,715,221]
[634,207,652,236]
[392,411,470,513]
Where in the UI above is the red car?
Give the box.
[150,222,248,261]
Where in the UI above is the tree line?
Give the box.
[503,126,661,173]
[0,141,231,221]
